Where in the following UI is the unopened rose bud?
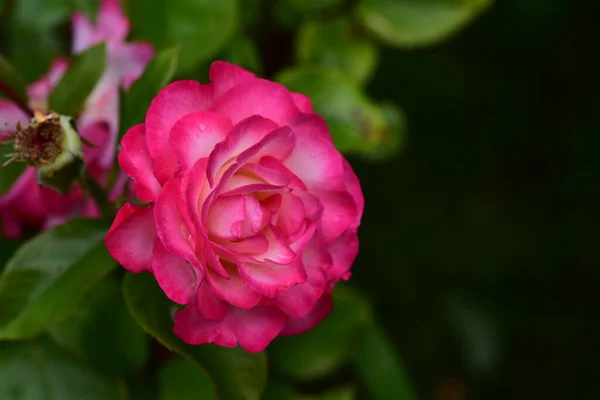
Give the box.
[11,111,84,194]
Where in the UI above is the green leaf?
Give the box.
[0,140,26,196]
[0,218,115,340]
[126,0,238,74]
[49,276,150,375]
[0,53,28,105]
[353,324,418,400]
[120,46,179,138]
[268,285,372,381]
[123,272,268,400]
[296,17,378,85]
[0,338,126,400]
[356,0,493,48]
[277,67,402,158]
[158,356,216,400]
[49,42,106,116]
[223,35,263,75]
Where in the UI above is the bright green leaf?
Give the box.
[168,0,238,73]
[0,140,26,196]
[123,272,268,400]
[49,276,150,375]
[0,218,115,340]
[356,0,493,48]
[158,356,216,400]
[297,17,378,85]
[49,42,106,116]
[120,46,179,138]
[126,0,238,74]
[0,338,126,400]
[0,53,28,105]
[223,35,263,75]
[277,67,401,158]
[269,285,372,381]
[353,323,418,400]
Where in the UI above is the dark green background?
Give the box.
[350,0,600,398]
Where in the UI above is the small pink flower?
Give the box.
[105,61,364,352]
[0,0,153,237]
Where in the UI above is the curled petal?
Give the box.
[169,110,231,171]
[206,116,279,187]
[146,80,214,183]
[105,204,156,273]
[314,190,358,243]
[274,241,330,318]
[152,239,198,304]
[155,177,200,267]
[118,124,161,202]
[238,257,307,298]
[327,230,359,283]
[343,158,364,229]
[174,303,287,353]
[206,266,262,309]
[211,79,301,126]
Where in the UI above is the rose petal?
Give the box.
[152,239,198,304]
[291,92,313,113]
[211,79,300,126]
[209,61,256,98]
[118,124,161,202]
[206,264,262,308]
[343,158,364,229]
[169,110,231,171]
[196,281,228,322]
[315,189,358,243]
[155,177,200,267]
[146,80,214,183]
[105,203,156,272]
[327,230,359,284]
[274,241,329,318]
[174,303,287,352]
[206,116,279,187]
[238,257,307,298]
[280,294,333,336]
[284,115,346,191]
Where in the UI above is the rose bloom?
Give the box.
[0,0,153,237]
[105,61,364,352]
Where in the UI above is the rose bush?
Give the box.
[105,61,364,352]
[0,0,153,237]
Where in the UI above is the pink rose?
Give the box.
[105,61,364,352]
[0,0,153,237]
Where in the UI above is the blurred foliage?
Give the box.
[3,0,596,399]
